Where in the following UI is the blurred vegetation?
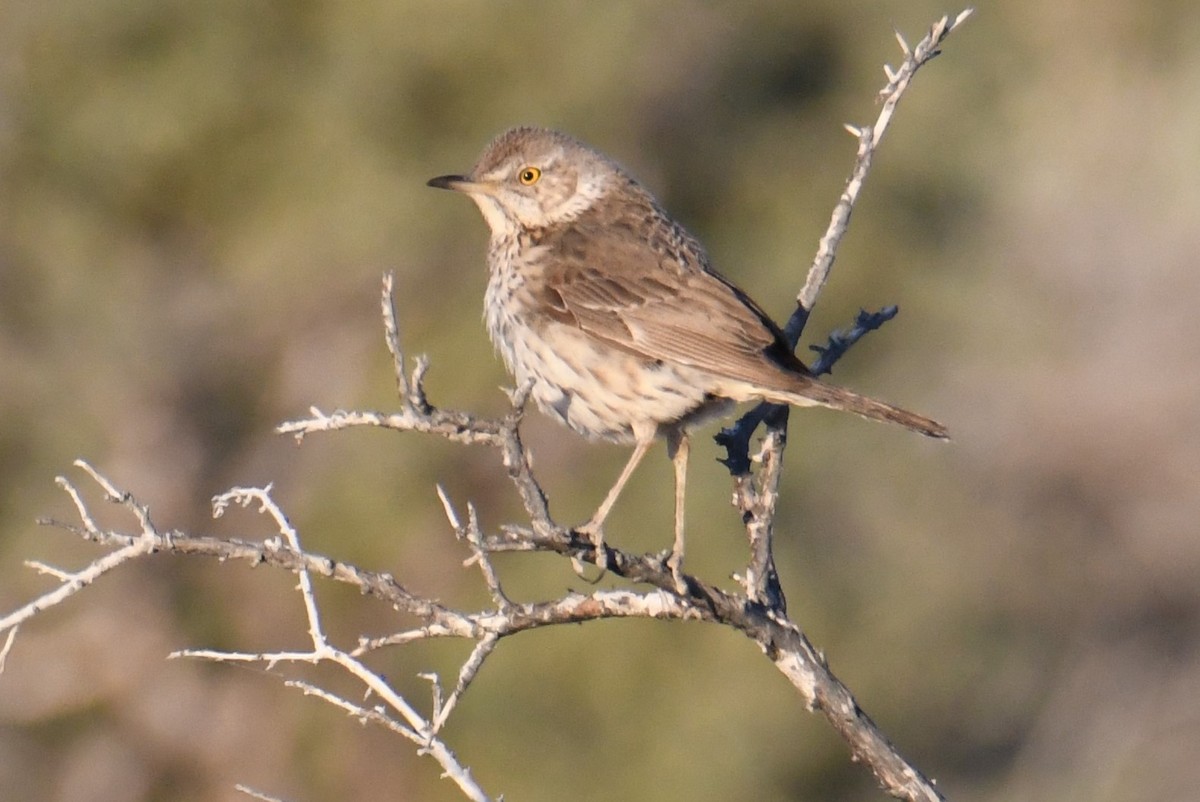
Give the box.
[2,2,1200,800]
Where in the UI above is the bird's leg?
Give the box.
[575,436,654,574]
[665,430,689,593]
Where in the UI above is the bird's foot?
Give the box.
[571,522,608,583]
[665,549,687,595]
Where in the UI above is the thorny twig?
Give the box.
[718,11,969,645]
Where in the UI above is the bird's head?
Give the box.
[427,126,629,236]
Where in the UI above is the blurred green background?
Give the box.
[2,1,1199,800]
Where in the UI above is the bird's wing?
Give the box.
[539,222,811,386]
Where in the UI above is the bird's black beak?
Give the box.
[427,174,471,191]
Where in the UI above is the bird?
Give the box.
[427,126,946,587]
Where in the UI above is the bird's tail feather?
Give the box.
[769,379,949,440]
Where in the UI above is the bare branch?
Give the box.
[464,502,511,610]
[235,784,291,802]
[718,11,970,799]
[734,418,789,610]
[790,7,973,338]
[722,11,970,479]
[215,485,327,650]
[0,532,155,635]
[276,406,502,448]
[790,121,876,337]
[0,626,16,676]
[438,485,512,609]
[433,633,500,733]
[287,678,418,743]
[381,271,412,404]
[808,306,900,377]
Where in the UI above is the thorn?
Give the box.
[843,122,862,137]
[893,27,911,55]
[883,64,898,82]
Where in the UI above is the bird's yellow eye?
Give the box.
[518,166,541,185]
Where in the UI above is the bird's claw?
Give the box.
[572,522,608,582]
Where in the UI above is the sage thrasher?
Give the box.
[428,126,947,584]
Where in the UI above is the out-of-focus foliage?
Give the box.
[2,2,1199,800]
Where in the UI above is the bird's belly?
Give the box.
[493,316,720,443]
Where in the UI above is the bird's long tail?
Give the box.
[769,378,949,440]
